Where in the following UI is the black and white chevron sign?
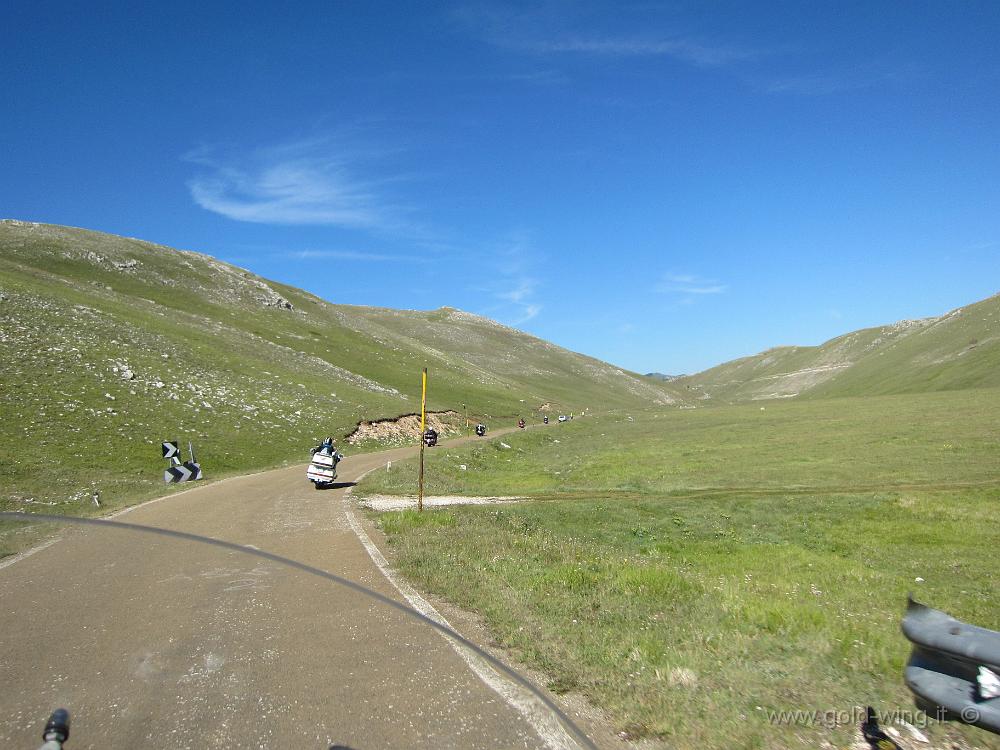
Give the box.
[165,463,192,483]
[162,441,179,459]
[164,461,203,483]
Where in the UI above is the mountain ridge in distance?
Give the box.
[672,292,1000,402]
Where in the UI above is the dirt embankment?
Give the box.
[345,411,461,445]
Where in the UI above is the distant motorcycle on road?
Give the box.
[518,419,525,429]
[307,438,343,489]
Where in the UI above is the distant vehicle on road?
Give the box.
[307,438,343,488]
[557,415,567,423]
[423,428,438,447]
[543,415,549,424]
[475,423,487,437]
[518,418,525,429]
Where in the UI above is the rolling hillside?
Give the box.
[0,220,680,533]
[674,292,1000,402]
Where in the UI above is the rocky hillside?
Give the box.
[674,293,1000,402]
[644,372,684,381]
[0,220,680,532]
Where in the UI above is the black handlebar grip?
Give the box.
[43,709,70,742]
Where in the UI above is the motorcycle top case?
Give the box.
[307,451,338,483]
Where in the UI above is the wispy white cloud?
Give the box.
[472,230,544,325]
[497,277,535,304]
[454,3,759,69]
[497,278,541,323]
[757,55,920,96]
[967,240,998,252]
[655,273,728,296]
[498,68,570,85]
[763,72,862,96]
[457,3,915,98]
[762,71,881,96]
[527,35,756,67]
[283,249,426,263]
[185,138,398,229]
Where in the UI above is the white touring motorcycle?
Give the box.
[307,440,343,489]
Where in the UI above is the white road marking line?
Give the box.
[0,535,62,571]
[1,465,293,570]
[344,465,581,750]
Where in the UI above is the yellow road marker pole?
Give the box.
[418,368,427,512]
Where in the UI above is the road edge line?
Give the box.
[344,467,581,750]
[0,464,298,570]
[0,535,62,571]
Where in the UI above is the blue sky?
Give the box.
[3,1,998,375]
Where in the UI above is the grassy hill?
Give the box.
[674,293,1000,402]
[0,220,680,547]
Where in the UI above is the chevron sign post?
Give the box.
[163,440,204,484]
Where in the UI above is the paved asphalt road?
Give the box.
[0,437,588,749]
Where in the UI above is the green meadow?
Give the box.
[359,390,1000,748]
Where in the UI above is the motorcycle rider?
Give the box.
[311,437,342,462]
